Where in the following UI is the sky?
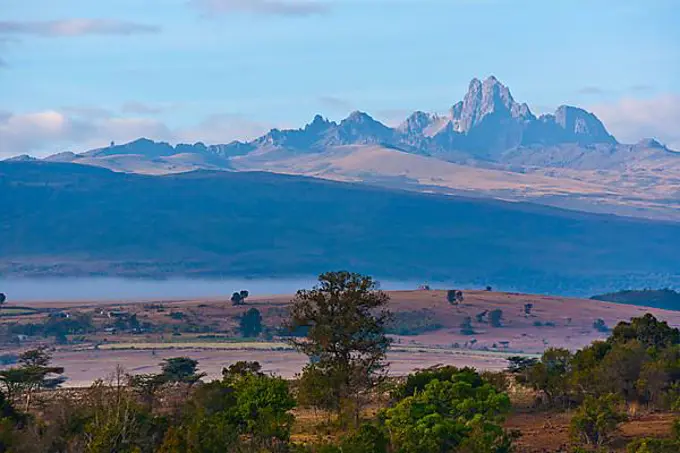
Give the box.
[1,0,679,157]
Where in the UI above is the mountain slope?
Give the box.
[1,161,680,295]
[25,75,680,220]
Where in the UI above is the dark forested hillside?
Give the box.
[1,161,680,294]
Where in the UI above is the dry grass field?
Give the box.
[3,289,680,387]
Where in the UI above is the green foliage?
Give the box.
[627,438,680,453]
[339,423,388,453]
[287,271,392,425]
[160,357,206,385]
[383,370,512,453]
[239,308,263,338]
[0,348,66,411]
[609,314,680,349]
[570,394,627,446]
[525,348,572,406]
[391,365,479,400]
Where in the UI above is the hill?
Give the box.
[591,289,680,310]
[2,161,680,294]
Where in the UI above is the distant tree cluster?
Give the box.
[231,290,250,306]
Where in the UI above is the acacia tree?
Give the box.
[286,271,392,425]
[0,348,65,411]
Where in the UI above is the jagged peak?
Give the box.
[344,110,374,122]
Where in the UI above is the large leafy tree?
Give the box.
[287,271,392,425]
[384,370,513,453]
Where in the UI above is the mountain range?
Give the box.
[8,76,680,220]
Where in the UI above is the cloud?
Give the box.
[318,96,353,112]
[0,19,160,37]
[189,0,330,16]
[0,109,273,158]
[121,101,166,115]
[591,94,680,150]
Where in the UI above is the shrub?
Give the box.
[570,394,627,446]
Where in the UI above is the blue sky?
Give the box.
[1,0,679,156]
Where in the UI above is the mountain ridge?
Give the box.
[8,76,680,221]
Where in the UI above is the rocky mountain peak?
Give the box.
[451,76,533,134]
[552,105,617,144]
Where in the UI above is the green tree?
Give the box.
[0,293,6,305]
[231,371,296,451]
[570,394,627,447]
[160,357,205,385]
[340,423,388,453]
[526,348,572,407]
[384,370,512,453]
[239,308,263,338]
[610,314,680,349]
[287,271,392,426]
[0,348,65,411]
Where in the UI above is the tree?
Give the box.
[610,314,680,349]
[525,348,572,407]
[447,290,464,306]
[0,293,6,305]
[506,356,538,378]
[460,317,475,336]
[231,292,243,306]
[523,303,533,316]
[384,370,513,453]
[286,271,392,425]
[239,308,263,338]
[570,394,627,447]
[593,318,609,333]
[160,357,205,385]
[0,347,65,411]
[489,309,504,328]
[239,290,249,301]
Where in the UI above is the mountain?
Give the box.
[2,160,680,295]
[16,75,679,220]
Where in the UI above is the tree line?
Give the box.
[1,273,680,452]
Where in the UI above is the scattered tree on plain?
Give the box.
[239,308,263,338]
[286,271,392,426]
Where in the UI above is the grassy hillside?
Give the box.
[591,289,680,310]
[2,161,680,294]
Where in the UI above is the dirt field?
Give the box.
[2,289,680,386]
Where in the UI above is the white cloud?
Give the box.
[0,109,273,158]
[0,19,160,37]
[190,0,330,16]
[591,94,680,150]
[121,101,166,115]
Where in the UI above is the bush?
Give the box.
[570,394,627,447]
[340,423,388,453]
